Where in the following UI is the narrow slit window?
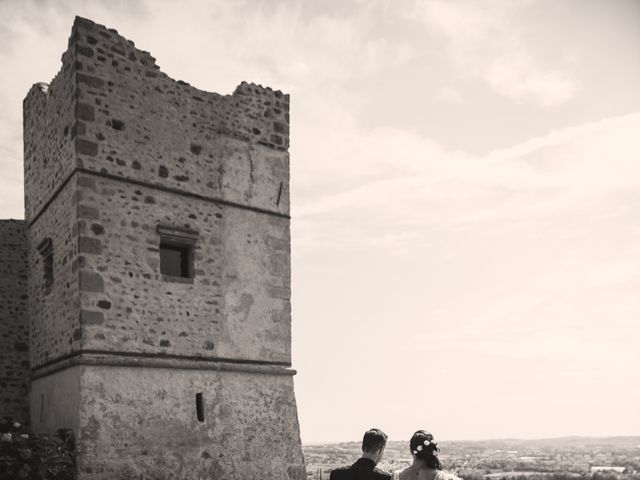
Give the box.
[196,392,205,422]
[39,393,45,424]
[37,238,53,295]
[157,225,198,280]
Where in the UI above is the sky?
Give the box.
[1,0,639,444]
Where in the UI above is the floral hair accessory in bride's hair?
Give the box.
[410,430,443,469]
[413,440,436,455]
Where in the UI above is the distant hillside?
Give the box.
[305,436,640,450]
[447,437,640,448]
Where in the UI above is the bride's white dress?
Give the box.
[392,469,461,480]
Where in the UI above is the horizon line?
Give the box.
[302,433,640,446]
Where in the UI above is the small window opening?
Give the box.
[160,243,192,277]
[196,392,205,422]
[157,225,198,280]
[37,238,53,295]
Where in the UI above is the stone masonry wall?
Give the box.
[27,181,80,369]
[71,17,290,216]
[25,15,293,367]
[75,173,291,363]
[23,46,77,223]
[75,366,305,480]
[0,220,29,422]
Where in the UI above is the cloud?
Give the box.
[0,115,24,219]
[485,53,576,107]
[408,0,577,107]
[293,110,640,254]
[434,85,465,104]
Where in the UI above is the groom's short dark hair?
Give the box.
[362,428,387,453]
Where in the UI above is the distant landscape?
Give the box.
[304,437,640,480]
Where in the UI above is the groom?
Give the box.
[330,428,391,480]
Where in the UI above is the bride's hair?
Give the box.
[410,430,442,470]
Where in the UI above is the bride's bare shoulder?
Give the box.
[391,467,404,480]
[394,467,413,480]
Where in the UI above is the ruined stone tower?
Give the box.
[13,16,305,479]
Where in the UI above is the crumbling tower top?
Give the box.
[24,15,291,223]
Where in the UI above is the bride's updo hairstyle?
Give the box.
[410,430,442,470]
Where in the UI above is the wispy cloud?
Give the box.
[294,112,640,237]
[434,85,465,104]
[408,0,577,107]
[485,53,576,107]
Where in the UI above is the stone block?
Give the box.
[76,103,95,122]
[79,270,104,292]
[76,73,105,88]
[78,205,100,219]
[80,309,104,325]
[77,176,97,190]
[70,121,86,139]
[79,236,103,254]
[76,139,98,156]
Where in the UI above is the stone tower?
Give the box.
[21,16,305,479]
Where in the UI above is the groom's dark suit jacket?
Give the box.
[329,458,392,480]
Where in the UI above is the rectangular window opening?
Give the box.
[160,243,192,278]
[196,392,205,422]
[157,225,198,280]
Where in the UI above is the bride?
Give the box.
[393,430,461,480]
